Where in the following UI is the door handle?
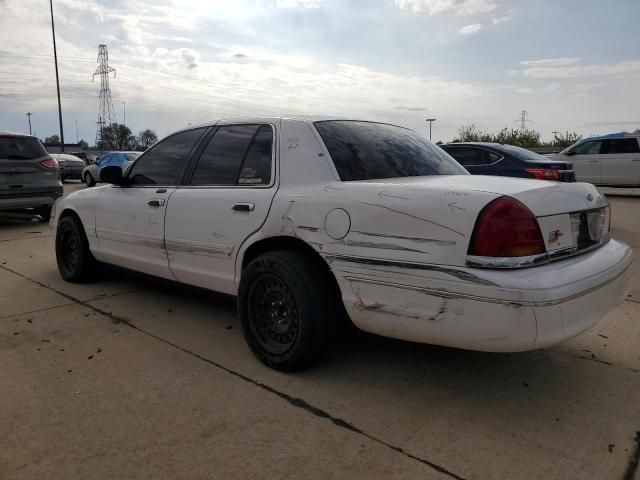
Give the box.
[156,188,167,193]
[232,202,255,212]
[147,199,166,207]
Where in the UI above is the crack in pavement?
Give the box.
[0,263,466,480]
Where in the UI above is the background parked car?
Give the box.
[51,153,85,182]
[549,133,640,186]
[82,151,141,186]
[440,143,575,182]
[0,132,63,221]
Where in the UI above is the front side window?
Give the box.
[190,124,273,186]
[571,140,602,155]
[128,128,205,185]
[314,121,467,181]
[601,138,640,154]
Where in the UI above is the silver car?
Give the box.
[51,153,86,182]
[82,151,141,186]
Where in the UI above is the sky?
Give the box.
[0,0,639,144]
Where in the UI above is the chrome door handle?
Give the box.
[232,202,255,212]
[147,199,166,207]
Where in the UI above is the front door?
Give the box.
[164,123,277,295]
[94,127,207,279]
[567,140,602,184]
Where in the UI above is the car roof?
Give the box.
[443,142,503,147]
[584,132,640,141]
[0,131,37,138]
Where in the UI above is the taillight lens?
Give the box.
[469,196,546,257]
[40,157,59,169]
[524,168,560,181]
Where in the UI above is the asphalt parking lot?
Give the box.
[1,182,639,480]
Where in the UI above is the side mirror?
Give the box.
[100,165,127,185]
[566,150,576,156]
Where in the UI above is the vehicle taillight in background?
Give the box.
[524,168,560,181]
[40,157,59,169]
[468,196,546,258]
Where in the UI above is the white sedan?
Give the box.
[51,118,633,371]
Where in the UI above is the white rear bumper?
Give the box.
[329,239,633,352]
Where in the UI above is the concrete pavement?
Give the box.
[1,181,639,480]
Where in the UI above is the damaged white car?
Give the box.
[51,118,633,371]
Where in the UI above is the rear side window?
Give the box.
[314,121,466,181]
[601,138,640,154]
[0,136,47,160]
[444,147,500,166]
[571,141,601,155]
[128,128,205,185]
[191,124,273,186]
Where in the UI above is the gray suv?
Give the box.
[0,132,63,222]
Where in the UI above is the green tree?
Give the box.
[137,129,158,150]
[452,124,581,149]
[45,134,60,145]
[101,123,136,150]
[78,139,89,150]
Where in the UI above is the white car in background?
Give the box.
[52,118,632,371]
[551,133,640,186]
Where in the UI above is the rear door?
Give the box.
[599,138,640,186]
[567,140,602,184]
[94,128,207,279]
[164,123,277,295]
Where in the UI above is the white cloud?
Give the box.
[492,15,510,24]
[275,0,324,7]
[520,58,640,79]
[459,23,482,35]
[393,0,496,16]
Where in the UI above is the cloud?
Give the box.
[520,58,640,79]
[459,23,482,35]
[492,15,510,24]
[275,0,323,7]
[395,106,429,112]
[181,49,198,69]
[393,0,496,16]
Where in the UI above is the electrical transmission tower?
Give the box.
[93,44,116,148]
[516,110,532,133]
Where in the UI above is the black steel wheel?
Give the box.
[238,250,337,371]
[55,215,101,282]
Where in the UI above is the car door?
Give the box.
[599,138,640,186]
[164,123,277,295]
[567,140,602,184]
[94,128,207,279]
[443,146,501,175]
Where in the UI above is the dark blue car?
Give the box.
[440,143,575,182]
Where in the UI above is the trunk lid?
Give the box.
[0,135,55,187]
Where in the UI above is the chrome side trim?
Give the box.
[345,258,631,308]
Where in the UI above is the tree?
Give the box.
[137,129,158,150]
[45,134,60,145]
[78,139,89,150]
[451,124,581,149]
[101,123,136,150]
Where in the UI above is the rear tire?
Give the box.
[55,215,101,282]
[238,250,337,371]
[37,206,51,223]
[84,173,96,187]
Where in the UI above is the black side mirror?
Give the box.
[100,165,127,185]
[566,150,576,156]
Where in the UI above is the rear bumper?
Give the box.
[0,188,63,210]
[330,239,633,352]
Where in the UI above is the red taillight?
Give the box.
[469,196,546,257]
[524,168,560,181]
[40,157,59,169]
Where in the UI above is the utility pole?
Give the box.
[93,44,116,149]
[49,0,65,152]
[75,120,79,143]
[26,112,33,135]
[123,102,126,127]
[425,118,436,141]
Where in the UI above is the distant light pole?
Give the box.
[425,118,436,141]
[26,112,33,135]
[123,102,126,127]
[49,0,65,152]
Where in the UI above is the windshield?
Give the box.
[0,136,48,160]
[314,121,467,181]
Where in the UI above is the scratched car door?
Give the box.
[94,128,206,279]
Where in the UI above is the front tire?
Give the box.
[55,215,101,282]
[238,251,336,371]
[84,173,96,187]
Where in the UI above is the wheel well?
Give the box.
[58,208,81,223]
[241,236,344,306]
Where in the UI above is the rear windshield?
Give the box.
[314,121,467,181]
[498,144,551,162]
[0,136,48,160]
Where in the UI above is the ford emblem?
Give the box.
[586,193,594,201]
